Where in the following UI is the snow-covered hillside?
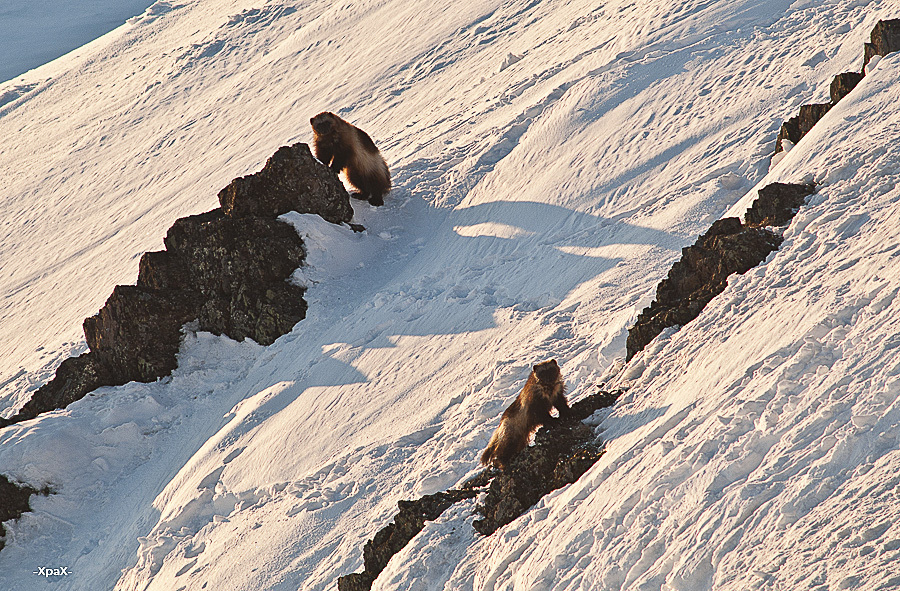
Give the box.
[0,0,156,84]
[1,0,899,589]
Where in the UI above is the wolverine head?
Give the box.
[532,359,560,384]
[310,112,337,134]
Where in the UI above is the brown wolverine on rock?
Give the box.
[310,112,391,206]
[481,359,569,470]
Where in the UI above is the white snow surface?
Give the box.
[0,0,156,85]
[1,0,900,589]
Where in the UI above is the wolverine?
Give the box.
[310,111,391,206]
[481,359,569,470]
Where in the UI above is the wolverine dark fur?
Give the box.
[310,112,391,206]
[480,359,569,470]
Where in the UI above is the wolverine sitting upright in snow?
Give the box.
[481,359,569,470]
[310,111,391,206]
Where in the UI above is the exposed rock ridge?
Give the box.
[774,19,900,154]
[0,475,49,551]
[1,142,352,429]
[473,389,620,535]
[626,182,815,361]
[337,390,620,591]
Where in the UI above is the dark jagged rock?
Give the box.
[0,353,115,427]
[160,211,308,345]
[626,183,816,360]
[473,390,619,535]
[627,219,781,362]
[337,573,376,591]
[0,475,49,551]
[363,489,480,576]
[3,143,351,429]
[163,212,304,296]
[774,116,800,155]
[868,19,900,61]
[777,20,900,155]
[744,182,816,228]
[775,103,831,153]
[338,486,482,591]
[218,143,353,224]
[83,285,205,383]
[627,218,780,361]
[338,391,618,590]
[830,72,864,104]
[864,42,879,71]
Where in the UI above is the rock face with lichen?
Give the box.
[472,390,619,535]
[218,143,352,223]
[1,143,351,429]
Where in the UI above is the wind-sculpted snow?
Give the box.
[1,0,900,590]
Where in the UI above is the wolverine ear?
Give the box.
[310,117,315,124]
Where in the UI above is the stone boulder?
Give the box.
[867,19,900,66]
[158,210,308,345]
[0,353,115,427]
[337,483,485,591]
[83,285,204,383]
[218,143,353,224]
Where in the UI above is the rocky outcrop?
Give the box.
[774,103,831,154]
[775,20,900,156]
[626,183,814,361]
[743,182,816,228]
[337,484,486,591]
[864,19,900,70]
[337,389,619,591]
[7,354,116,426]
[0,475,48,551]
[1,143,351,429]
[151,211,308,344]
[218,143,352,223]
[830,72,864,104]
[473,389,620,535]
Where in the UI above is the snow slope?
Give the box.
[0,0,156,85]
[1,0,899,589]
